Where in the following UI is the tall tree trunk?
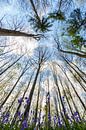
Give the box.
[66,58,86,77]
[62,56,86,84]
[53,96,59,117]
[34,84,40,126]
[0,59,12,69]
[53,73,68,127]
[29,0,39,19]
[11,70,34,126]
[55,63,84,117]
[0,54,24,75]
[23,65,40,119]
[67,66,86,92]
[6,91,20,114]
[0,48,16,57]
[59,76,78,121]
[0,63,29,109]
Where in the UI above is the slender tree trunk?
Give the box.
[61,68,86,110]
[53,73,68,127]
[29,0,39,19]
[47,79,51,128]
[0,63,29,109]
[0,49,16,57]
[0,59,12,69]
[6,91,20,114]
[53,96,59,117]
[66,58,86,77]
[62,56,86,84]
[0,54,24,75]
[23,65,40,119]
[34,84,40,126]
[11,70,34,126]
[59,76,78,121]
[0,69,14,82]
[67,66,86,92]
[55,63,84,117]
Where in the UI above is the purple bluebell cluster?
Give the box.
[21,119,28,130]
[17,111,23,120]
[2,112,10,124]
[18,97,23,104]
[48,113,51,121]
[0,96,85,130]
[73,112,81,122]
[25,97,30,105]
[58,117,63,127]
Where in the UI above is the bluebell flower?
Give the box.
[73,112,80,122]
[17,111,21,117]
[26,99,30,104]
[2,117,9,124]
[74,111,79,116]
[21,120,28,130]
[75,116,80,122]
[53,116,57,124]
[25,97,30,105]
[63,108,66,114]
[18,97,23,104]
[16,111,23,120]
[48,113,51,121]
[32,117,35,123]
[58,117,62,127]
[2,112,10,124]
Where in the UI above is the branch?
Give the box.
[59,49,86,58]
[54,37,86,58]
[0,28,42,40]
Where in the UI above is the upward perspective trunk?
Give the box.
[64,71,86,110]
[67,66,86,92]
[0,54,24,75]
[56,64,82,117]
[53,96,59,117]
[6,91,20,114]
[62,56,86,84]
[59,76,78,121]
[29,0,39,18]
[55,88,64,119]
[34,85,40,126]
[24,65,40,119]
[11,71,34,126]
[0,63,29,109]
[66,58,86,77]
[53,74,68,127]
[0,59,11,69]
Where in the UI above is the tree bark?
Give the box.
[0,28,41,40]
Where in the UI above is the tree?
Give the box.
[23,46,50,120]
